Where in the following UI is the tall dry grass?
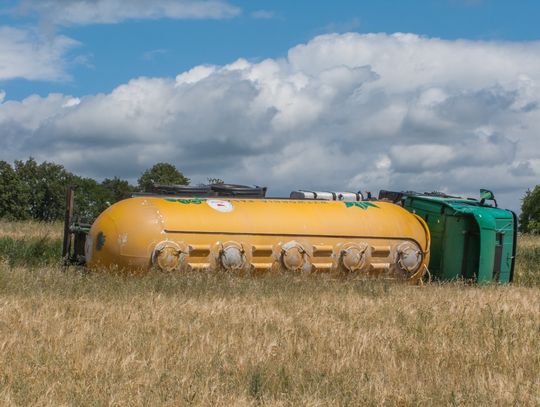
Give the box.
[514,234,540,287]
[0,222,539,405]
[1,266,539,406]
[0,220,63,240]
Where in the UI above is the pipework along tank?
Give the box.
[85,196,431,282]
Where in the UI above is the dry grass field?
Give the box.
[0,220,63,240]
[0,220,539,406]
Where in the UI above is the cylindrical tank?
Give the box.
[85,197,430,282]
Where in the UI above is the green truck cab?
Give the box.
[379,190,517,283]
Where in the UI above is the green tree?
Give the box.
[0,158,139,222]
[137,163,189,192]
[519,185,540,234]
[14,158,73,221]
[0,161,25,219]
[101,177,134,203]
[72,177,111,222]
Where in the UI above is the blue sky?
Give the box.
[2,0,540,99]
[1,0,540,211]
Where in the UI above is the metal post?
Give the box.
[62,186,75,263]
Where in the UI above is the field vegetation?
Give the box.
[0,220,539,406]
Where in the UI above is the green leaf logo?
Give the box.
[344,202,380,210]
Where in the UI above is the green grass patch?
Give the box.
[0,236,62,267]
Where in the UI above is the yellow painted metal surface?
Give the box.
[86,197,430,281]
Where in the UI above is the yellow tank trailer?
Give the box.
[84,196,430,282]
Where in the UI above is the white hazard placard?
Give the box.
[207,199,234,213]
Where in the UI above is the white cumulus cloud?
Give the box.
[0,26,79,81]
[1,32,539,212]
[13,0,240,26]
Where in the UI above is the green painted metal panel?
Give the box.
[461,222,480,280]
[404,201,444,279]
[403,195,516,283]
[494,218,515,283]
[441,216,467,280]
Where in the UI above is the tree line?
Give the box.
[0,159,189,222]
[0,158,538,233]
[520,185,540,234]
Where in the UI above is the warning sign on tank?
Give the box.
[207,199,234,213]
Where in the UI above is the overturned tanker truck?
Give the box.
[63,184,517,283]
[63,184,431,283]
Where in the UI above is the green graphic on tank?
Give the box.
[165,198,207,204]
[344,202,380,210]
